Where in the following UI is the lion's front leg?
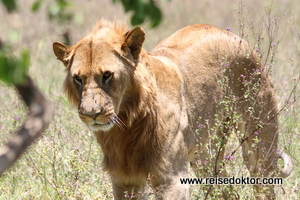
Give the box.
[149,162,190,200]
[111,179,148,200]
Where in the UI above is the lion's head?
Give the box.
[53,20,145,132]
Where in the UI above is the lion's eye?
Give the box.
[73,75,82,85]
[103,71,113,84]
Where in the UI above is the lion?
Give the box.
[53,19,292,199]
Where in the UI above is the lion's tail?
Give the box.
[277,149,293,178]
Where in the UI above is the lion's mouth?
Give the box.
[88,122,114,132]
[84,114,126,132]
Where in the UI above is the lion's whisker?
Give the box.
[115,118,127,132]
[109,114,126,132]
[114,114,126,127]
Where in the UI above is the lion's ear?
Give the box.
[122,27,145,59]
[53,42,70,66]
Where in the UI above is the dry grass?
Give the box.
[0,0,299,199]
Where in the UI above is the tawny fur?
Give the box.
[53,19,292,199]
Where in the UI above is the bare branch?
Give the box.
[0,76,53,175]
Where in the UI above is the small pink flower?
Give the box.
[226,155,234,160]
[226,27,231,31]
[254,131,259,134]
[14,116,19,120]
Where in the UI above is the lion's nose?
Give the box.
[78,94,103,117]
[81,112,100,120]
[78,108,102,118]
[78,102,103,118]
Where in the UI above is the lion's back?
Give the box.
[151,24,262,130]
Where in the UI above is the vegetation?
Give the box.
[0,0,299,199]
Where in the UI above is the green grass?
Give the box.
[0,0,299,199]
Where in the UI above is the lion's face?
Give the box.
[69,44,129,132]
[53,23,145,132]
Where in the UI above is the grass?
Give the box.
[0,0,299,199]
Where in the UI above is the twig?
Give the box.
[0,76,53,175]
